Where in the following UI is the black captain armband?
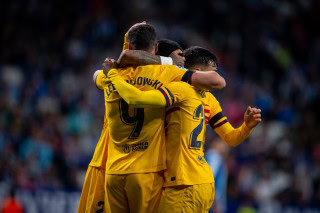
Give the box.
[209,112,228,129]
[181,70,195,85]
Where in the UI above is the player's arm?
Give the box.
[165,66,225,91]
[210,107,261,147]
[107,69,167,108]
[93,70,106,90]
[92,58,118,90]
[118,50,163,66]
[190,71,226,91]
[117,49,185,67]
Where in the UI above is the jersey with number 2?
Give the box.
[160,81,214,186]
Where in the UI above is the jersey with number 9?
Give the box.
[95,65,189,174]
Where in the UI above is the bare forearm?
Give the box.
[118,50,161,67]
[191,71,226,91]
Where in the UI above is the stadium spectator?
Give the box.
[0,188,24,213]
[206,138,230,213]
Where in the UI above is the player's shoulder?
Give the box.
[161,65,188,71]
[114,67,136,79]
[134,65,163,73]
[166,81,191,90]
[205,91,216,99]
[117,66,134,73]
[136,64,162,69]
[205,91,220,104]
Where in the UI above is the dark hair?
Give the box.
[183,46,219,69]
[128,24,157,51]
[156,39,182,57]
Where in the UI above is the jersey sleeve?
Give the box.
[214,121,252,147]
[205,93,253,147]
[158,82,187,107]
[162,65,195,84]
[108,69,167,107]
[205,93,228,129]
[95,70,108,90]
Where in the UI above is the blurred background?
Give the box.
[0,0,319,212]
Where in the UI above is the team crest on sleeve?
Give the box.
[175,66,187,70]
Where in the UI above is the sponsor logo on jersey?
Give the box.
[197,155,206,164]
[122,142,149,153]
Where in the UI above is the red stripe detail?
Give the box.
[204,109,210,113]
[188,77,192,84]
[205,121,208,125]
[166,107,180,116]
[158,88,171,107]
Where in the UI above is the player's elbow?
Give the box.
[208,76,226,91]
[124,96,141,106]
[125,99,137,106]
[216,77,226,89]
[93,70,101,84]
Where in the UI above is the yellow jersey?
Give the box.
[89,73,110,169]
[204,92,228,128]
[159,81,214,186]
[98,65,190,174]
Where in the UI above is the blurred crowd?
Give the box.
[0,0,319,212]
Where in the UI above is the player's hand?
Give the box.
[102,58,117,76]
[169,49,185,67]
[244,106,262,129]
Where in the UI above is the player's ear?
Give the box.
[194,68,201,71]
[154,42,158,55]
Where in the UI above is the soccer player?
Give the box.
[98,24,226,213]
[78,21,217,212]
[77,22,148,213]
[77,22,184,213]
[118,39,185,68]
[105,46,261,213]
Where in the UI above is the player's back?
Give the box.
[163,81,214,186]
[104,65,187,174]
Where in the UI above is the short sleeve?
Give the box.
[95,70,108,90]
